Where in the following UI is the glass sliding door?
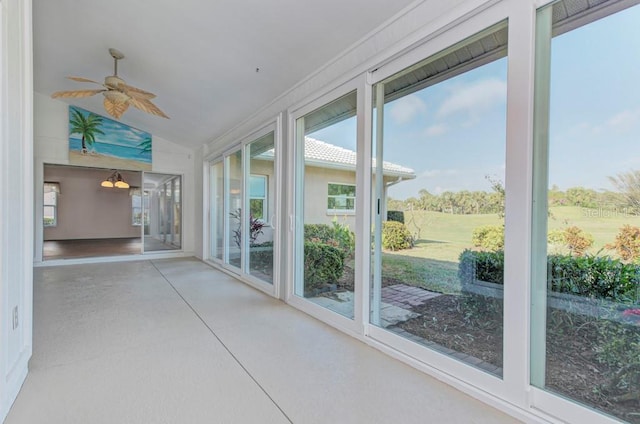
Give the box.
[371,22,508,375]
[247,132,276,284]
[294,90,357,319]
[226,150,243,269]
[143,173,182,252]
[207,126,278,292]
[532,1,640,422]
[210,161,224,261]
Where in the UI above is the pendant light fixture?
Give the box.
[100,170,129,189]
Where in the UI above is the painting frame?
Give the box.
[68,105,152,171]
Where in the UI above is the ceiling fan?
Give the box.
[51,48,169,120]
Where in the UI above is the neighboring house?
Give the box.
[249,137,415,239]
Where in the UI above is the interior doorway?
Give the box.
[42,164,143,260]
[143,172,182,252]
[41,165,183,260]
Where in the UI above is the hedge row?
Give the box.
[459,249,640,303]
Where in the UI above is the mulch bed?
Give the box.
[328,262,639,422]
[395,294,640,423]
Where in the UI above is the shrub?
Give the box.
[547,226,594,256]
[304,222,355,258]
[382,221,413,251]
[459,249,640,302]
[471,225,504,251]
[547,254,639,301]
[563,226,593,256]
[459,249,504,285]
[547,229,566,245]
[249,242,273,274]
[330,220,355,257]
[304,241,344,291]
[606,225,640,262]
[387,210,405,224]
[304,224,334,242]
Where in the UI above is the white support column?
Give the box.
[0,0,33,421]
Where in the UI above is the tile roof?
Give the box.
[304,137,415,179]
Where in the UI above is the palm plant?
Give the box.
[69,108,104,153]
[137,136,152,154]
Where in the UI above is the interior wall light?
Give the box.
[101,170,129,189]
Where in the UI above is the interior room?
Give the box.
[2,0,640,423]
[42,165,143,260]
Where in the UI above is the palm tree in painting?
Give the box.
[137,137,152,155]
[69,108,104,154]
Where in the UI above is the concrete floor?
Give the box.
[6,258,520,424]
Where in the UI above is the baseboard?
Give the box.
[34,251,196,267]
[1,349,30,424]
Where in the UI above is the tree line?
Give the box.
[388,171,640,215]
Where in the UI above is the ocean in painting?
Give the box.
[68,106,152,170]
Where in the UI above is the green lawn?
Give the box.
[382,206,640,293]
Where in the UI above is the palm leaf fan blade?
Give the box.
[120,83,156,99]
[103,97,129,119]
[67,76,103,85]
[51,89,105,99]
[128,97,169,119]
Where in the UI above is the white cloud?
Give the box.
[388,94,427,124]
[425,124,447,137]
[420,168,459,178]
[437,78,506,119]
[563,108,640,140]
[606,108,640,132]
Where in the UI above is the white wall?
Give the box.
[43,166,142,240]
[33,93,196,261]
[0,0,33,421]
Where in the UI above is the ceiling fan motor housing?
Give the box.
[105,75,124,89]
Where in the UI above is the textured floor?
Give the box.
[42,237,179,261]
[6,258,520,424]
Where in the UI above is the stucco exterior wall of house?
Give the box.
[304,165,357,230]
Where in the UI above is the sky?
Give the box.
[310,4,640,201]
[70,106,150,148]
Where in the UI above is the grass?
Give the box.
[382,206,640,293]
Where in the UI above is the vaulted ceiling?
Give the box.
[33,0,417,150]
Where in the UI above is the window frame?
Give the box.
[131,187,143,226]
[43,182,59,227]
[249,174,268,221]
[327,182,356,215]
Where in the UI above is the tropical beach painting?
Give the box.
[68,106,152,171]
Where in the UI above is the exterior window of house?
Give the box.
[43,182,60,227]
[249,175,267,220]
[531,1,640,421]
[131,188,142,226]
[327,183,355,213]
[371,21,508,376]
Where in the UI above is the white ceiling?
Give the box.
[33,0,418,150]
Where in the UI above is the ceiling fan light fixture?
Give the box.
[51,48,169,120]
[103,90,130,105]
